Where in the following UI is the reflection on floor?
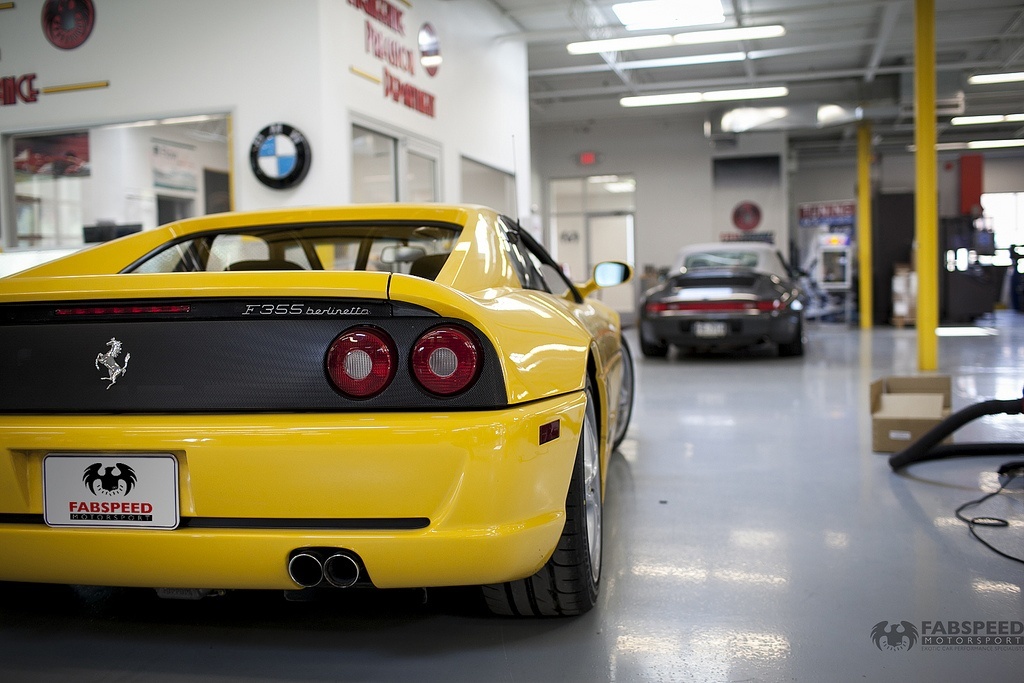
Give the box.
[2,311,1023,682]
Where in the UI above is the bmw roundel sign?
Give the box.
[250,123,312,189]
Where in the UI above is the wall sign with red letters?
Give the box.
[348,0,439,118]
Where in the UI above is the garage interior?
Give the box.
[2,316,1022,681]
[2,0,1024,681]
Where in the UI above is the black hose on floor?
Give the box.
[888,395,1024,471]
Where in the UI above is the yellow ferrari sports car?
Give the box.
[0,204,634,617]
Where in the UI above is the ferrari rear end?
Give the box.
[0,211,590,596]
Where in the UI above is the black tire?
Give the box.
[639,330,668,358]
[778,320,804,357]
[482,381,602,617]
[611,338,634,450]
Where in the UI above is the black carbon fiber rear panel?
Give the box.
[0,298,506,413]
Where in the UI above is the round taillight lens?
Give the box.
[325,326,397,398]
[411,326,481,396]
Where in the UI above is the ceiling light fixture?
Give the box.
[951,114,1024,125]
[673,24,785,45]
[621,85,788,108]
[537,51,745,75]
[908,139,1024,151]
[621,92,703,107]
[567,24,784,55]
[965,138,1024,149]
[968,71,1024,85]
[613,0,724,31]
[701,86,788,101]
[567,34,673,55]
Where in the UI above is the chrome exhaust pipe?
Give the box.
[323,552,360,588]
[287,552,324,588]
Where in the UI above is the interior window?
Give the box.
[127,222,460,276]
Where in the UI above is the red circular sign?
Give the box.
[732,201,762,232]
[42,0,95,50]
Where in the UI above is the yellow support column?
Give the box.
[914,0,939,370]
[857,123,874,330]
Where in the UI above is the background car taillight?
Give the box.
[411,325,481,396]
[325,326,397,398]
[645,301,669,314]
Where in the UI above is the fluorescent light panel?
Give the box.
[968,71,1024,85]
[567,24,784,55]
[951,114,1024,125]
[967,139,1024,149]
[702,85,788,101]
[674,24,785,45]
[621,92,703,107]
[613,0,724,31]
[621,85,788,108]
[567,34,673,55]
[909,139,1024,151]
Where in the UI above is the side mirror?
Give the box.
[594,261,631,287]
[577,261,633,298]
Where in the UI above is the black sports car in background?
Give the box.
[639,242,805,358]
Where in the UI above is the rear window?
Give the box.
[671,274,758,288]
[682,250,760,270]
[128,222,461,279]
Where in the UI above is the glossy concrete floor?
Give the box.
[2,312,1023,682]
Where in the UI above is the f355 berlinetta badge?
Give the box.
[95,337,130,389]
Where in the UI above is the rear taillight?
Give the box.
[411,325,481,396]
[645,301,669,314]
[648,300,763,312]
[325,326,397,398]
[647,298,788,313]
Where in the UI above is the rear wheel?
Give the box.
[778,320,804,357]
[482,381,601,616]
[639,330,668,358]
[612,339,634,450]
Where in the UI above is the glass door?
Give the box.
[351,122,439,203]
[549,175,637,321]
[351,125,397,203]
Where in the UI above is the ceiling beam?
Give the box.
[864,1,903,82]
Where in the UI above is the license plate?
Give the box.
[43,454,179,529]
[693,321,728,338]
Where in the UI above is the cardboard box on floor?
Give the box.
[870,375,952,452]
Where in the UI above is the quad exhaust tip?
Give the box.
[287,549,363,589]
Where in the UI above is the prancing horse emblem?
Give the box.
[95,337,131,389]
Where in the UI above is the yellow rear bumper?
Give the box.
[0,392,585,590]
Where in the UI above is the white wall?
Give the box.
[531,116,788,273]
[0,0,529,252]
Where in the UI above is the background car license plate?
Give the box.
[693,321,727,338]
[43,454,179,529]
